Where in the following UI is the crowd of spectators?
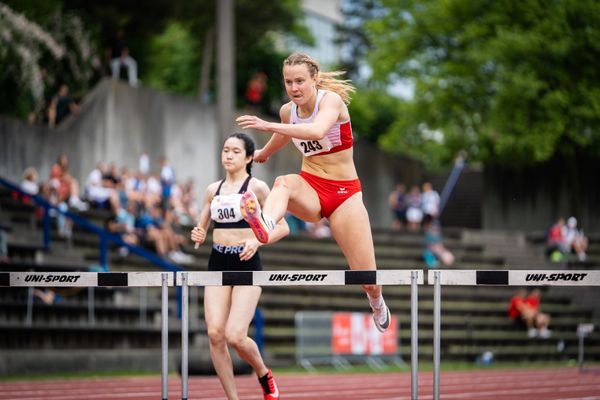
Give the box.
[389,181,454,268]
[19,153,198,264]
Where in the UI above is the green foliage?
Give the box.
[366,0,600,166]
[143,22,200,96]
[0,1,100,119]
[348,88,401,144]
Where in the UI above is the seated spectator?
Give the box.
[85,162,118,210]
[284,212,306,235]
[106,203,140,257]
[33,288,60,305]
[306,218,331,239]
[546,217,567,262]
[0,222,9,263]
[508,288,551,338]
[20,167,40,196]
[136,205,191,264]
[422,215,454,268]
[47,84,80,128]
[562,217,588,262]
[388,183,407,230]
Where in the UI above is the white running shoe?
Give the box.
[373,305,391,332]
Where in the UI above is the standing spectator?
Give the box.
[421,182,441,220]
[139,152,150,176]
[562,217,589,262]
[245,72,268,109]
[159,157,175,203]
[47,84,80,128]
[388,183,407,230]
[108,28,138,86]
[405,185,423,232]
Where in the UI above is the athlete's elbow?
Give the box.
[308,130,327,141]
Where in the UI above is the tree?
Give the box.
[0,1,100,121]
[366,0,600,167]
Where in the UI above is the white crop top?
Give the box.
[210,176,251,229]
[290,90,353,157]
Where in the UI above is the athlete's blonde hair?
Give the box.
[283,52,355,104]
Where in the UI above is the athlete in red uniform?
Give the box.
[236,52,391,332]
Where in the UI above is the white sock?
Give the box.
[367,293,385,311]
[261,213,276,232]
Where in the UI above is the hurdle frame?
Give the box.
[0,271,175,400]
[429,269,600,400]
[178,269,423,400]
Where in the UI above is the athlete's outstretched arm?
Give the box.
[255,133,291,163]
[237,93,343,141]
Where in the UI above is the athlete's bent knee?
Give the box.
[207,328,226,346]
[273,175,291,189]
[362,284,380,295]
[225,330,247,349]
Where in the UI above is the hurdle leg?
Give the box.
[161,273,169,400]
[411,270,419,400]
[433,270,441,400]
[181,273,189,400]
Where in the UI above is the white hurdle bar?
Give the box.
[0,271,175,400]
[428,269,600,400]
[178,269,424,400]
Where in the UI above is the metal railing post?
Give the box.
[181,273,189,400]
[411,270,419,400]
[161,273,169,400]
[433,270,441,400]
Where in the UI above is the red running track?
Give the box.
[0,367,599,399]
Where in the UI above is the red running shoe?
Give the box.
[240,190,273,244]
[258,369,280,400]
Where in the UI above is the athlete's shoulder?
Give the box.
[205,180,221,197]
[320,89,343,103]
[280,101,293,122]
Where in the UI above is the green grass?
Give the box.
[2,360,598,382]
[0,369,162,382]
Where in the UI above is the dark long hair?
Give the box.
[226,132,255,175]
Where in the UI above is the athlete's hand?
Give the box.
[238,238,261,261]
[236,115,270,132]
[253,148,269,163]
[191,225,206,249]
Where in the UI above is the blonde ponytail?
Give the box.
[283,53,356,104]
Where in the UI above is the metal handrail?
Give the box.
[0,175,182,273]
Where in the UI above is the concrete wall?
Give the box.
[0,79,424,228]
[483,160,600,234]
[1,79,218,202]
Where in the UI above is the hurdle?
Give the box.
[429,269,600,400]
[0,271,175,400]
[178,269,423,400]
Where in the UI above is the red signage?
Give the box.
[331,312,398,355]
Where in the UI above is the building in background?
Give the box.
[288,0,342,68]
